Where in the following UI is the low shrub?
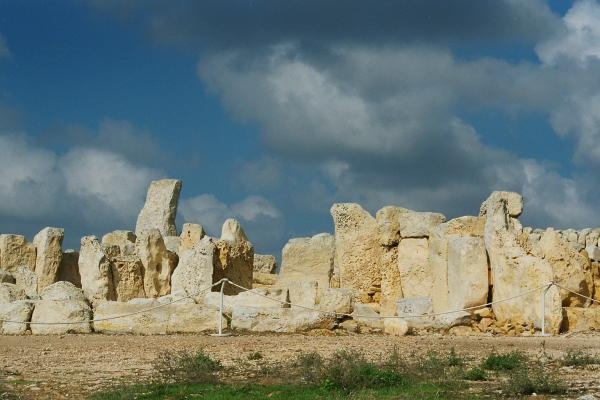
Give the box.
[561,349,600,367]
[482,351,526,371]
[152,348,222,384]
[502,364,566,396]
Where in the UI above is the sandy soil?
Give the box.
[2,331,600,399]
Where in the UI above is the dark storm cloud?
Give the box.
[94,0,560,49]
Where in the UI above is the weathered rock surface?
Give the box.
[399,212,446,238]
[56,250,81,287]
[398,238,432,298]
[318,288,354,314]
[179,223,205,252]
[102,230,136,256]
[376,206,410,315]
[536,229,593,307]
[110,256,146,301]
[171,236,215,302]
[446,236,488,310]
[0,300,34,334]
[135,179,182,237]
[278,233,334,290]
[213,219,254,295]
[79,236,115,304]
[351,303,383,329]
[32,227,64,292]
[135,229,176,298]
[163,236,181,255]
[331,203,381,302]
[231,306,335,332]
[480,191,562,333]
[0,268,15,284]
[204,287,289,314]
[0,234,36,272]
[30,300,92,334]
[40,281,86,301]
[12,265,38,299]
[383,318,409,336]
[278,280,318,309]
[252,272,278,287]
[396,297,434,329]
[562,307,600,332]
[253,254,277,274]
[0,283,26,303]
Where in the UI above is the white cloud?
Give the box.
[178,194,231,235]
[232,196,281,221]
[536,0,600,66]
[237,157,282,189]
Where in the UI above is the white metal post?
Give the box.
[211,278,231,337]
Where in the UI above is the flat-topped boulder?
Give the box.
[135,179,182,237]
[0,234,36,272]
[278,233,334,290]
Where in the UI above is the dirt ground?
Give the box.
[2,331,600,399]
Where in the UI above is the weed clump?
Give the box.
[482,350,527,371]
[502,364,566,396]
[561,349,600,367]
[152,348,222,384]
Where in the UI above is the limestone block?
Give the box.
[204,287,289,314]
[539,229,593,307]
[179,223,205,252]
[253,254,277,274]
[383,318,409,336]
[93,301,168,334]
[447,236,488,310]
[351,303,383,329]
[101,230,136,256]
[430,224,449,314]
[318,288,354,314]
[376,206,411,246]
[163,236,181,255]
[593,261,600,302]
[586,230,600,247]
[0,300,34,334]
[253,272,278,287]
[213,220,254,295]
[0,283,26,303]
[480,191,562,333]
[56,250,81,287]
[110,256,146,301]
[79,236,116,304]
[399,212,446,238]
[331,203,381,301]
[0,268,15,284]
[231,306,335,333]
[587,245,600,261]
[30,300,92,334]
[40,281,86,301]
[166,304,223,333]
[279,233,333,290]
[135,179,182,237]
[0,234,36,271]
[33,227,64,292]
[171,236,215,302]
[396,297,434,329]
[12,265,38,299]
[277,280,318,309]
[398,238,432,298]
[562,307,600,332]
[135,229,177,298]
[579,228,592,246]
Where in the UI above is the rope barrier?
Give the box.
[554,283,600,305]
[225,280,548,320]
[0,280,223,326]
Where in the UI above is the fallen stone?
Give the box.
[399,212,446,238]
[166,304,223,333]
[318,288,354,314]
[0,234,36,272]
[40,281,86,301]
[396,297,434,329]
[253,272,278,287]
[79,236,116,304]
[30,300,92,334]
[253,254,277,274]
[135,179,182,237]
[0,300,34,334]
[351,303,383,329]
[383,318,409,336]
[231,306,335,333]
[204,287,289,315]
[32,227,64,292]
[12,265,38,299]
[0,283,26,303]
[93,301,168,334]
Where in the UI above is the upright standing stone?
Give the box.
[446,235,488,310]
[213,219,254,295]
[480,191,562,334]
[376,206,411,315]
[399,212,446,238]
[331,203,381,302]
[171,236,215,302]
[0,234,36,272]
[32,227,64,292]
[135,179,182,237]
[179,223,205,252]
[79,236,115,304]
[135,229,177,298]
[398,238,432,298]
[278,233,334,290]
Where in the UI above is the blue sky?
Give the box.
[1,0,600,256]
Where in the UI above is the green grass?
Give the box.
[481,350,527,371]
